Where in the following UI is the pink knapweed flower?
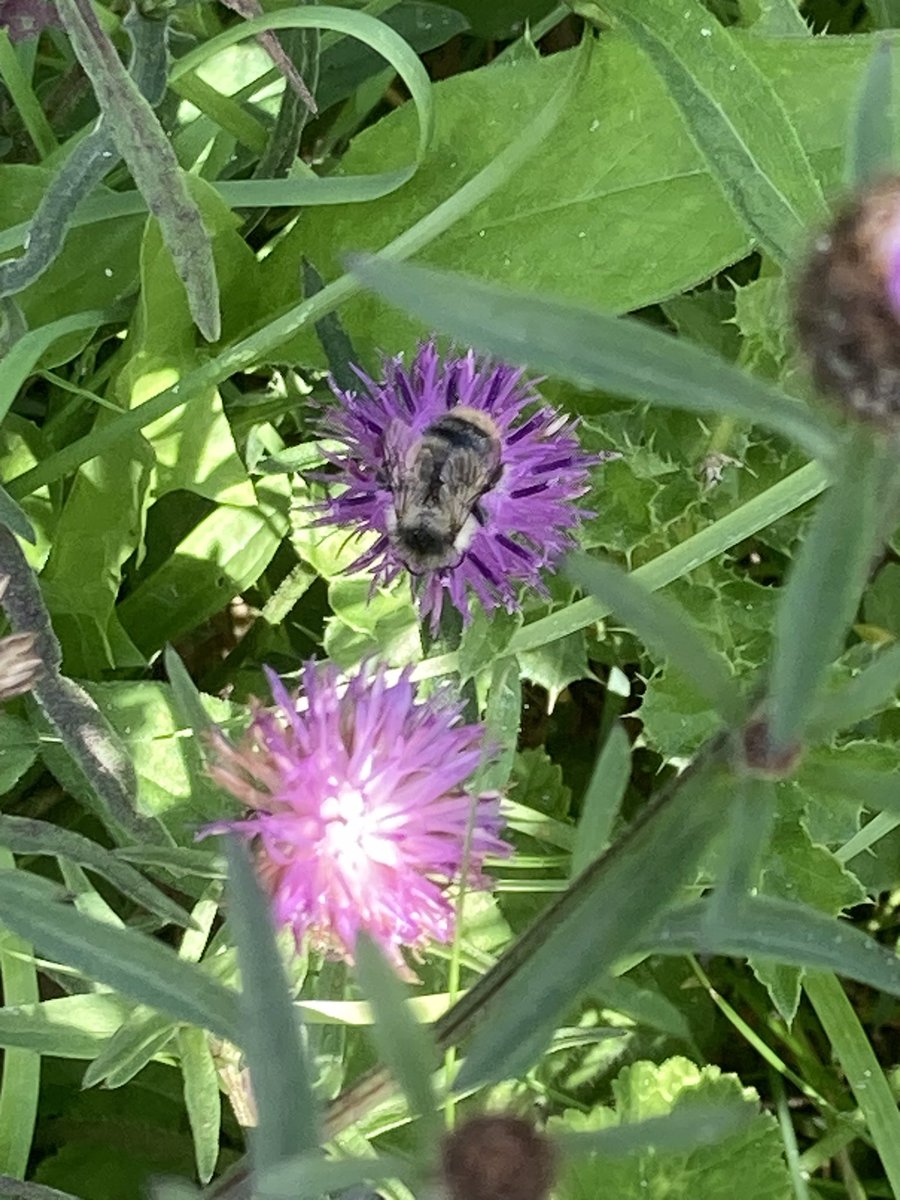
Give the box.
[201,661,509,965]
[320,340,605,631]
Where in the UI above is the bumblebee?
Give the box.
[385,406,503,573]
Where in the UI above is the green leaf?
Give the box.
[747,0,809,35]
[0,869,241,1043]
[354,933,441,1150]
[768,428,885,751]
[177,1025,221,1185]
[601,0,826,263]
[225,839,321,1173]
[0,487,34,545]
[0,853,39,1180]
[81,1007,175,1089]
[454,757,730,1089]
[114,180,257,505]
[54,0,220,340]
[566,553,744,724]
[553,1057,791,1200]
[0,713,38,795]
[478,655,522,793]
[0,993,131,1059]
[811,638,900,736]
[750,796,865,1023]
[170,5,436,209]
[349,256,836,463]
[0,1183,85,1200]
[517,630,592,714]
[805,971,900,1199]
[164,646,216,742]
[256,1152,417,1200]
[0,815,193,929]
[572,724,630,878]
[846,39,894,187]
[638,897,900,997]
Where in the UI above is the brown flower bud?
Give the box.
[795,176,900,427]
[441,1115,556,1200]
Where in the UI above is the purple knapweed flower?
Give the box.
[320,340,602,631]
[201,661,509,967]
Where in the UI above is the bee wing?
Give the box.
[441,443,501,507]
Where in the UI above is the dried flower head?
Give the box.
[441,1115,557,1200]
[201,661,509,966]
[795,176,900,427]
[321,341,603,631]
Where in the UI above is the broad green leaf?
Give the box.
[747,0,809,35]
[115,181,257,505]
[117,479,289,657]
[38,423,153,676]
[354,933,441,1150]
[454,757,730,1089]
[177,1026,221,1185]
[261,31,879,364]
[81,1006,175,1089]
[0,853,38,1180]
[601,0,826,263]
[349,257,836,463]
[553,1058,791,1200]
[0,815,193,929]
[846,39,894,187]
[225,839,321,1172]
[805,972,900,1198]
[0,869,241,1044]
[638,896,900,996]
[55,0,221,340]
[768,428,884,751]
[0,713,38,795]
[0,166,141,366]
[66,681,237,838]
[751,794,865,1023]
[517,630,593,714]
[0,993,131,1059]
[571,723,630,878]
[566,553,744,724]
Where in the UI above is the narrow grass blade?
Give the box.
[0,814,193,929]
[354,933,441,1151]
[0,1183,83,1200]
[0,869,241,1043]
[0,993,130,1059]
[0,32,57,159]
[349,258,836,463]
[0,310,111,425]
[571,724,629,878]
[178,1025,222,1185]
[566,553,743,724]
[170,5,434,208]
[805,971,900,1199]
[225,839,321,1176]
[55,0,220,340]
[809,640,900,738]
[767,427,884,751]
[601,0,826,263]
[556,1103,752,1158]
[0,851,39,1180]
[846,40,894,188]
[708,776,777,921]
[454,754,730,1090]
[638,897,900,996]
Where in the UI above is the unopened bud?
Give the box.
[795,176,900,428]
[441,1115,556,1200]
